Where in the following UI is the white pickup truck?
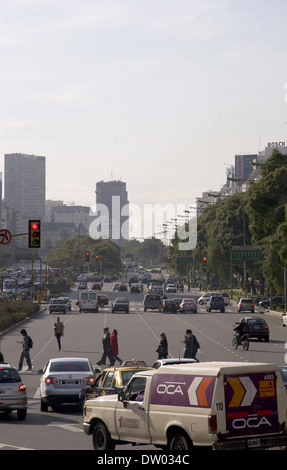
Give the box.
[83,361,287,451]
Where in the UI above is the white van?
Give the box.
[84,361,287,450]
[78,290,98,313]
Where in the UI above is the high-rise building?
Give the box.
[4,153,46,219]
[95,180,129,245]
[234,154,257,181]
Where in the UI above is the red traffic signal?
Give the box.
[28,220,41,248]
[85,251,90,261]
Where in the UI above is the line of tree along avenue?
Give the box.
[169,150,287,296]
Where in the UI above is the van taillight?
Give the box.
[208,415,217,433]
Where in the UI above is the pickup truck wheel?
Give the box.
[169,432,192,451]
[93,423,116,451]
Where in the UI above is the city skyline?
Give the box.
[1,1,287,211]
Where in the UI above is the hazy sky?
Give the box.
[1,0,287,213]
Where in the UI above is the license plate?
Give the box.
[248,438,260,448]
[62,380,78,384]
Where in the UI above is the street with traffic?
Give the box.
[0,277,286,450]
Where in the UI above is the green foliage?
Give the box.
[0,301,40,333]
[171,150,287,294]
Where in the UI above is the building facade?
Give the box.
[4,153,46,219]
[95,180,129,245]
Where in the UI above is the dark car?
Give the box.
[160,299,177,313]
[112,297,129,313]
[206,295,225,313]
[241,316,270,341]
[118,283,128,292]
[237,298,255,313]
[91,282,102,290]
[97,294,109,307]
[173,298,183,311]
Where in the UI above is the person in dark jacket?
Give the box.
[156,332,168,359]
[97,327,114,366]
[182,329,200,359]
[110,329,122,365]
[18,329,32,371]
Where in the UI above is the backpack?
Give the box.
[27,336,33,349]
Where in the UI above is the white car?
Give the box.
[198,293,210,304]
[0,362,28,420]
[39,357,95,411]
[166,284,177,293]
[282,313,287,327]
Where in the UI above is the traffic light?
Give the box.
[28,220,41,248]
[203,256,207,265]
[85,251,90,262]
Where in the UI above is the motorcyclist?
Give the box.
[234,318,249,344]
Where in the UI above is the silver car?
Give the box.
[39,357,95,411]
[0,362,28,420]
[179,298,197,313]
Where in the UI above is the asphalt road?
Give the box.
[0,282,286,450]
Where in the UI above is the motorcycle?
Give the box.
[232,323,249,350]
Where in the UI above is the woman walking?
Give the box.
[156,332,168,359]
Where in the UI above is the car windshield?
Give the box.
[50,361,90,372]
[52,299,65,304]
[0,368,21,383]
[121,370,145,385]
[116,299,128,303]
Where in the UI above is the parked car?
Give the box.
[39,357,96,411]
[79,360,151,407]
[237,298,255,313]
[0,362,28,420]
[240,316,270,341]
[111,297,129,313]
[179,298,197,313]
[206,295,225,313]
[160,299,177,313]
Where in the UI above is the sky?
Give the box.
[0,0,287,219]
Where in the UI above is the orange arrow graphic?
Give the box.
[227,377,245,407]
[196,377,213,407]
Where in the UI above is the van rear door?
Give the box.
[224,371,279,440]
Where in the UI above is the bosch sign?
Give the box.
[267,141,286,147]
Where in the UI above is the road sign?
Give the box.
[177,256,192,264]
[0,229,12,245]
[232,245,263,261]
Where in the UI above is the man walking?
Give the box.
[97,327,114,366]
[54,317,64,351]
[18,329,32,371]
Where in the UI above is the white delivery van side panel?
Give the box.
[148,370,217,447]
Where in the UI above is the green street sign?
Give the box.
[232,245,263,261]
[177,256,192,264]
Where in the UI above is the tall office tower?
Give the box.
[234,154,257,181]
[4,153,46,219]
[95,180,129,245]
